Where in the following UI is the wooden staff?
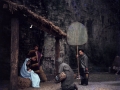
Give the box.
[76,45,80,79]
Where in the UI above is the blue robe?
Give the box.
[20,58,40,88]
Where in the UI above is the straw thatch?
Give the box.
[0,0,67,38]
[18,76,31,89]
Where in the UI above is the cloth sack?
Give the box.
[59,72,66,81]
[55,72,66,82]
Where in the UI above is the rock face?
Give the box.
[24,0,119,70]
[0,0,120,79]
[34,0,120,69]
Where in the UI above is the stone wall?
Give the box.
[42,0,120,70]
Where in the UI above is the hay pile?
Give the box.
[39,72,47,81]
[18,76,31,89]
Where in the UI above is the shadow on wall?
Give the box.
[0,63,10,80]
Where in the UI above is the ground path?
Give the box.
[0,72,120,90]
[18,81,120,90]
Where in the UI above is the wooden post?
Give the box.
[10,18,19,90]
[55,37,60,75]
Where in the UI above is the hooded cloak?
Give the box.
[20,58,40,88]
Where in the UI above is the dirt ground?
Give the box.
[0,72,120,90]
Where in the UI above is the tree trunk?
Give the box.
[10,18,19,90]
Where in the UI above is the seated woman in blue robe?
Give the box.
[20,51,40,88]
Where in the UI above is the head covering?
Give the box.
[78,48,84,53]
[33,44,39,48]
[57,57,63,65]
[28,50,36,58]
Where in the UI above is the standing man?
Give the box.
[76,49,89,85]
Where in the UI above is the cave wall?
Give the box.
[0,0,120,79]
[46,0,120,70]
[32,0,119,70]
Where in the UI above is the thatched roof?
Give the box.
[0,0,67,38]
